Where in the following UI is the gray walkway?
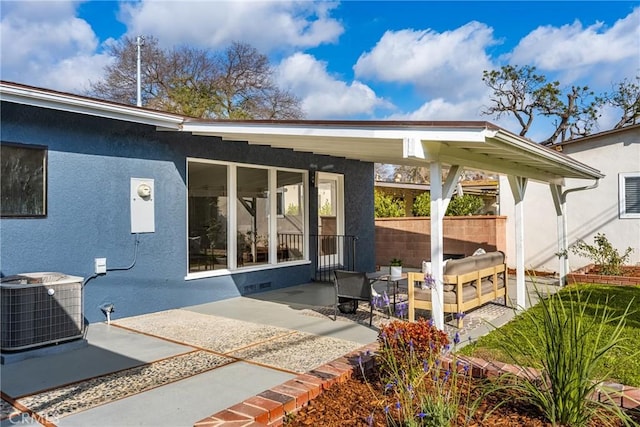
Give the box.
[0,276,559,427]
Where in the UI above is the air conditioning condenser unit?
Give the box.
[1,272,84,352]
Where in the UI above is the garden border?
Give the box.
[567,264,640,286]
[194,342,640,427]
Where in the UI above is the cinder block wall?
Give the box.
[375,216,507,268]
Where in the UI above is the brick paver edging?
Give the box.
[194,343,639,427]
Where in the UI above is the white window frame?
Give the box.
[619,172,640,219]
[186,158,309,280]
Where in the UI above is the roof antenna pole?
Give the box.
[136,35,144,107]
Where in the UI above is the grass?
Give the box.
[459,283,640,387]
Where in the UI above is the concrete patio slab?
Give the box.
[186,282,380,345]
[2,323,194,398]
[0,278,562,427]
[56,362,294,427]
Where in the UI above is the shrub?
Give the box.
[412,192,431,216]
[377,319,449,372]
[411,192,484,217]
[445,194,484,216]
[570,233,633,276]
[373,319,479,426]
[319,199,333,216]
[495,286,635,426]
[375,189,405,218]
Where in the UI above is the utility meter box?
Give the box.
[131,178,155,233]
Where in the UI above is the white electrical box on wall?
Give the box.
[131,178,155,233]
[95,258,107,274]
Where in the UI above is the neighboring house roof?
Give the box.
[545,123,640,150]
[375,180,499,197]
[0,80,604,185]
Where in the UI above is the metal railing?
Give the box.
[276,233,304,262]
[310,234,358,282]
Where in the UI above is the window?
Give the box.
[187,159,306,274]
[277,171,305,262]
[1,143,47,217]
[188,162,228,272]
[237,167,269,267]
[619,172,640,219]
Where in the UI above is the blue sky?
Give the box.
[1,1,638,141]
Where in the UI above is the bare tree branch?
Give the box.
[87,38,304,120]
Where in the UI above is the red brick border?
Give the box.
[567,264,640,286]
[194,342,639,427]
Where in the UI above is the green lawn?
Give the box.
[459,283,640,387]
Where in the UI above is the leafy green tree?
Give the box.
[89,37,303,119]
[374,189,405,218]
[412,192,483,216]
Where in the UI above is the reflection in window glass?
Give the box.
[318,179,336,216]
[188,162,228,272]
[1,144,47,217]
[237,167,269,266]
[277,171,305,262]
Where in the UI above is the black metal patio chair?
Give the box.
[333,270,374,326]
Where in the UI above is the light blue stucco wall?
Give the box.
[0,102,375,323]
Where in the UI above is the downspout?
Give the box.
[555,178,600,286]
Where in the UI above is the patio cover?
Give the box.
[182,119,605,329]
[1,81,605,330]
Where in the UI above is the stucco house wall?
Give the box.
[1,102,376,323]
[499,125,640,273]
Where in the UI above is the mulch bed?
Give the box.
[285,367,639,426]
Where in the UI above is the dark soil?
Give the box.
[286,368,639,426]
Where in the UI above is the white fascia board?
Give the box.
[492,130,604,180]
[1,85,184,129]
[183,122,490,143]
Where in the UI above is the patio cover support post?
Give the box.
[550,184,568,286]
[508,176,528,310]
[430,162,463,330]
[549,180,600,287]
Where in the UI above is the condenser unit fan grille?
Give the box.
[1,273,84,352]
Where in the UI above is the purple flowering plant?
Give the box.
[357,319,481,426]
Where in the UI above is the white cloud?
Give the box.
[0,0,112,93]
[385,97,484,121]
[353,21,498,100]
[277,52,391,118]
[118,0,343,53]
[509,8,640,85]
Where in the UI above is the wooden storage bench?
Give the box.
[407,251,509,327]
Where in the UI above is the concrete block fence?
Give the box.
[194,342,639,427]
[375,216,507,269]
